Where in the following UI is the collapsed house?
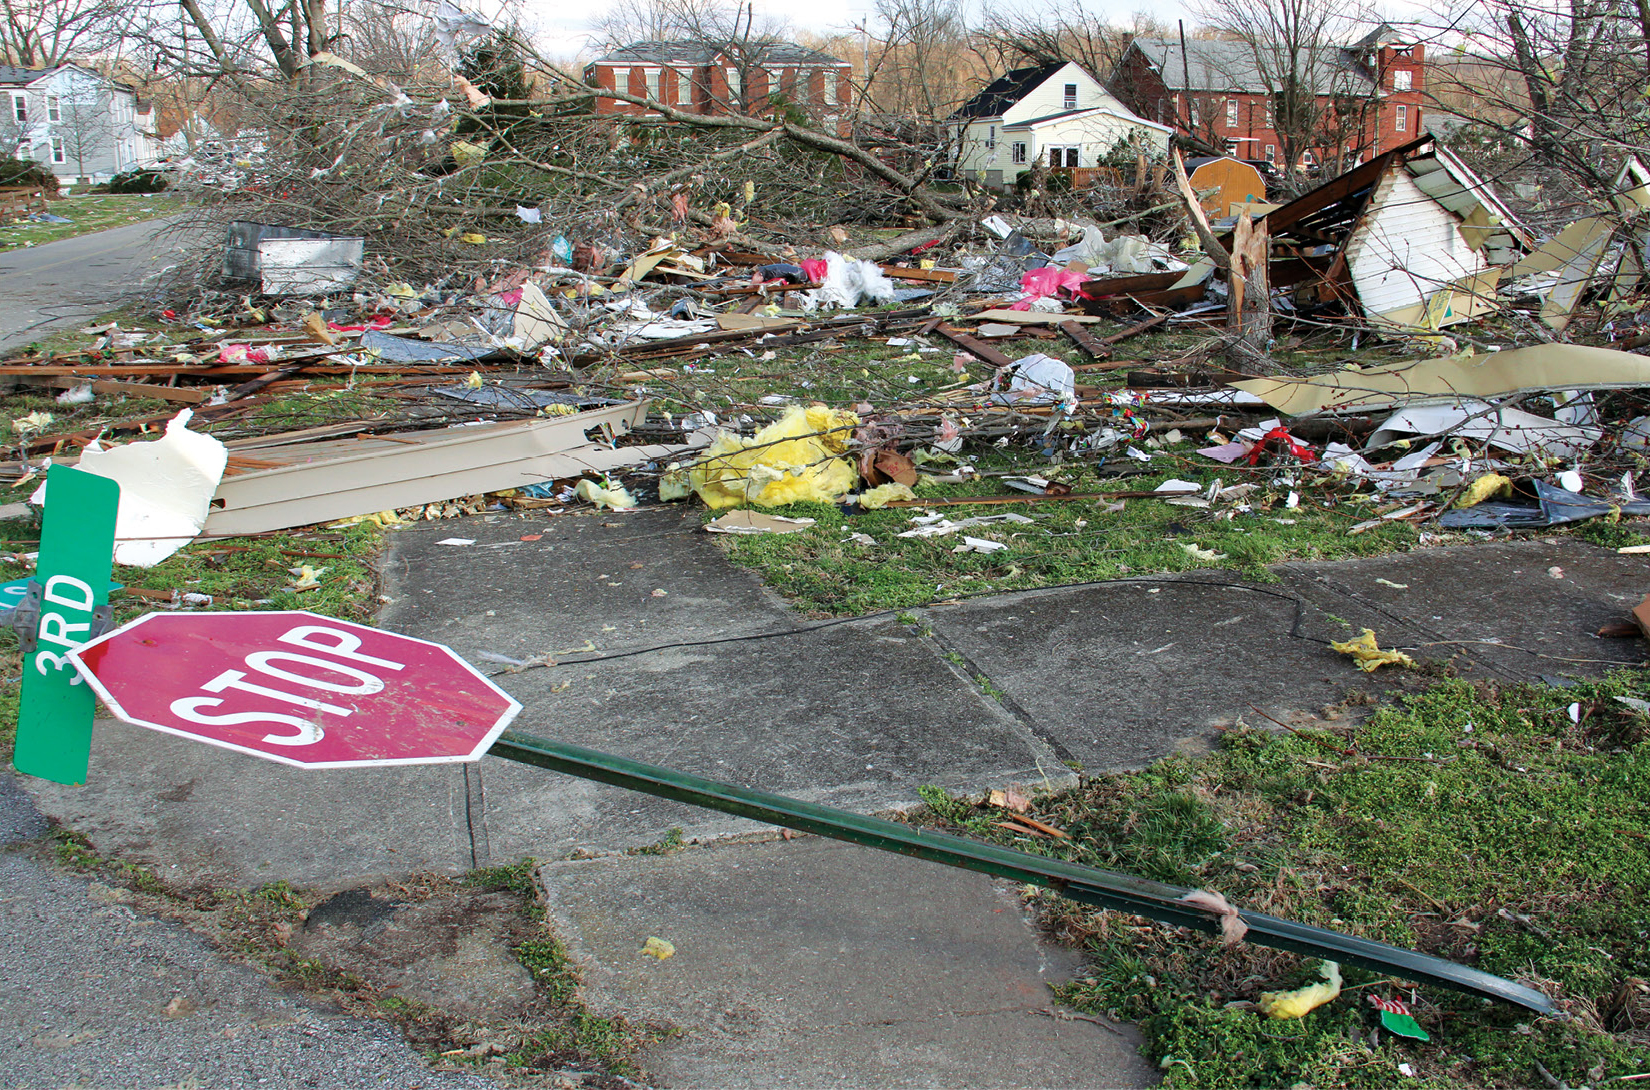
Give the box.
[1257,134,1533,331]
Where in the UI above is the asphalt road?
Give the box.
[0,218,186,352]
[0,774,496,1089]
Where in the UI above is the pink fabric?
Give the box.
[1020,266,1088,298]
[800,258,829,282]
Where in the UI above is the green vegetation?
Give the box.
[626,826,687,856]
[916,673,1650,1089]
[0,192,179,250]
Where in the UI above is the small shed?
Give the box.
[1186,157,1268,217]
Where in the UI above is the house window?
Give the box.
[644,68,661,100]
[10,95,23,124]
[1392,69,1412,91]
[1012,142,1026,164]
[823,71,838,106]
[986,124,995,148]
[1048,146,1077,168]
[1395,103,1407,131]
[675,68,693,104]
[1063,83,1078,109]
[47,95,60,122]
[1226,98,1238,127]
[725,67,741,103]
[1265,144,1276,163]
[614,68,629,96]
[795,69,811,105]
[50,136,65,163]
[1264,100,1274,126]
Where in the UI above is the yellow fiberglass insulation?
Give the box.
[689,405,861,509]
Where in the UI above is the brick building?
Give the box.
[1108,24,1424,174]
[583,40,852,131]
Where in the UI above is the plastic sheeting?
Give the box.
[806,252,898,309]
[1051,225,1185,274]
[688,405,861,508]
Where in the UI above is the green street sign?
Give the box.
[13,465,120,785]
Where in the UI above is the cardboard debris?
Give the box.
[1231,344,1650,415]
[704,511,818,534]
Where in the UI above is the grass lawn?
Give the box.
[0,191,180,251]
[917,673,1650,1088]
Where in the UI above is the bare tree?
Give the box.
[1417,0,1650,207]
[974,4,1167,82]
[1191,0,1376,191]
[862,0,972,118]
[0,0,119,68]
[55,85,113,181]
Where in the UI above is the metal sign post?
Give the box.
[66,610,1553,1015]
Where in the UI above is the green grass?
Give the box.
[915,672,1650,1089]
[0,192,179,251]
[715,464,1419,615]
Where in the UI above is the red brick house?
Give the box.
[583,40,852,131]
[1108,24,1424,176]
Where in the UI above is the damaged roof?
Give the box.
[953,63,1067,120]
[1128,37,1377,95]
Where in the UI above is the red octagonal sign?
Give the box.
[68,611,522,768]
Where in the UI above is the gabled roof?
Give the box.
[1003,106,1174,134]
[588,40,848,68]
[1128,37,1376,95]
[0,64,62,87]
[953,62,1065,120]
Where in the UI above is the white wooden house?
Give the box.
[1,64,152,184]
[951,61,1171,187]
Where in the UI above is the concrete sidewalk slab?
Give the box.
[21,722,482,886]
[1276,540,1648,681]
[540,836,1156,1089]
[919,574,1379,771]
[388,508,1074,859]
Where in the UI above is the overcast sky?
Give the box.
[524,0,1199,64]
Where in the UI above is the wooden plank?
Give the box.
[934,326,1016,369]
[879,486,1200,508]
[878,265,957,284]
[1059,320,1111,359]
[1096,313,1170,346]
[25,376,209,404]
[0,363,493,378]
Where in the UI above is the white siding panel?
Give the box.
[1002,62,1138,124]
[1345,168,1487,319]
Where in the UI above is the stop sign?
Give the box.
[68,611,521,768]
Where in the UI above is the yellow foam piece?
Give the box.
[1330,629,1415,672]
[688,405,860,509]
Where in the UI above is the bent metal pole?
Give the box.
[490,730,1552,1014]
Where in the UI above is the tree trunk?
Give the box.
[1225,212,1272,373]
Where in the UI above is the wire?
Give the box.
[492,573,1331,677]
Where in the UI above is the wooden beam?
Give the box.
[1059,320,1111,359]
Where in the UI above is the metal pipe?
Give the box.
[492,730,1552,1013]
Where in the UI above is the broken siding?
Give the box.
[1344,167,1487,322]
